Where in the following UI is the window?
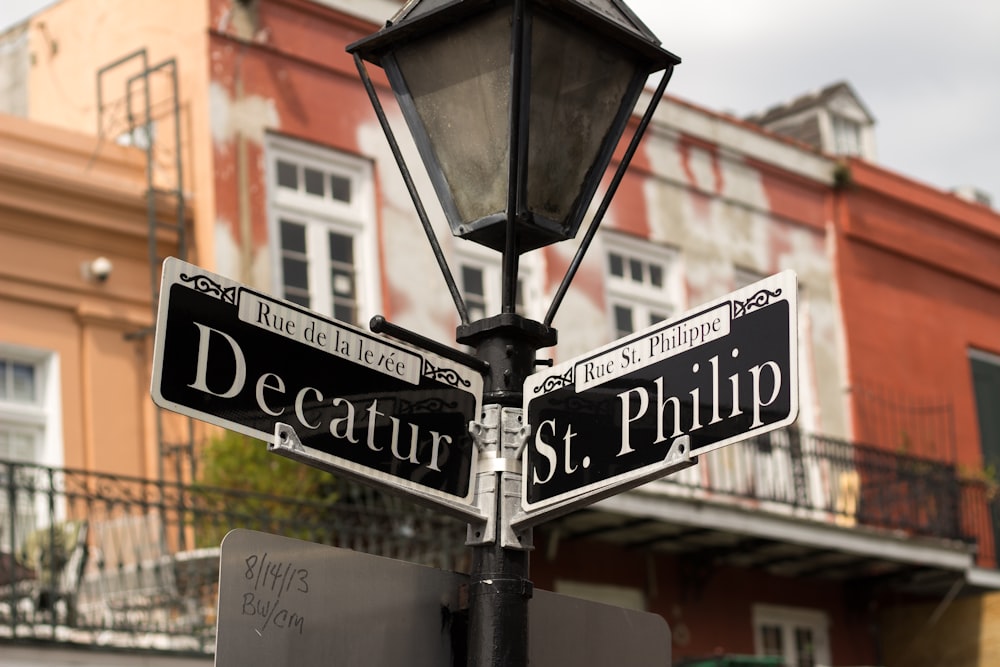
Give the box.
[0,346,62,547]
[267,135,377,324]
[831,114,862,157]
[455,245,542,323]
[753,605,830,667]
[0,357,39,408]
[0,349,60,465]
[971,349,1000,559]
[971,349,1000,466]
[604,232,682,339]
[460,263,491,323]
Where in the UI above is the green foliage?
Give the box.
[833,162,853,189]
[191,430,341,547]
[197,430,337,501]
[959,462,1000,501]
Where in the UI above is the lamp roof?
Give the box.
[348,0,680,70]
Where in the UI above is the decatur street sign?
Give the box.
[151,258,483,519]
[519,271,798,524]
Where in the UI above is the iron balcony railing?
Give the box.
[1,428,993,653]
[0,460,468,653]
[659,429,985,552]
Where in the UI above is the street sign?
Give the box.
[151,258,483,519]
[520,271,798,523]
[215,529,671,667]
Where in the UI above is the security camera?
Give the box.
[87,256,113,283]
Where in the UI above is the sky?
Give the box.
[2,0,998,205]
[627,0,1000,205]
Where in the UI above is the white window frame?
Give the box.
[0,344,62,468]
[602,231,683,339]
[265,134,380,324]
[830,113,862,157]
[753,604,831,667]
[970,347,1000,463]
[0,344,63,547]
[453,243,544,323]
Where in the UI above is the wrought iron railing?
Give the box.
[660,430,983,550]
[1,460,467,652]
[1,428,994,653]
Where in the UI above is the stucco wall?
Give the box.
[547,99,847,439]
[23,0,214,267]
[837,160,1000,465]
[0,114,172,479]
[0,23,29,117]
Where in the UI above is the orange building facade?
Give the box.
[0,114,175,479]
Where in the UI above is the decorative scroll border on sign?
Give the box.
[733,288,782,319]
[180,272,237,305]
[423,359,472,389]
[534,367,575,394]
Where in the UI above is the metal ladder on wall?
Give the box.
[96,50,197,510]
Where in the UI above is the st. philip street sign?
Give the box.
[151,258,483,519]
[519,271,798,524]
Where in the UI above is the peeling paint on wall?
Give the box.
[209,80,279,148]
[631,119,845,437]
[677,134,725,221]
[357,112,458,344]
[213,218,240,284]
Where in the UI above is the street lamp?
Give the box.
[349,1,678,665]
[350,0,678,254]
[349,0,679,319]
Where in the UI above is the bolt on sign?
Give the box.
[151,258,483,518]
[521,271,798,520]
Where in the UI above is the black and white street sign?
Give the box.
[151,258,483,518]
[520,271,798,522]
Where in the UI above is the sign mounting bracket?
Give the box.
[466,405,533,550]
[272,422,307,453]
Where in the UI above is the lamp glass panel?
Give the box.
[394,8,512,225]
[527,13,638,227]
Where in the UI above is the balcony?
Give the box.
[663,429,978,548]
[545,430,996,593]
[1,460,468,653]
[1,428,995,654]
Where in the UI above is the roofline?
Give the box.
[845,156,1000,237]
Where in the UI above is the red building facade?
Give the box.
[834,158,1000,568]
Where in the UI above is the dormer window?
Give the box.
[831,114,863,157]
[746,81,875,160]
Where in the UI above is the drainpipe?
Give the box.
[235,72,253,285]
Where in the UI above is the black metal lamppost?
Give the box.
[348,1,679,664]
